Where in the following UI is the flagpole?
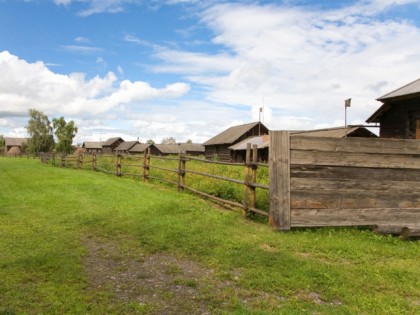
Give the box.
[344,98,351,127]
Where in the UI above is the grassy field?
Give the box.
[0,158,419,314]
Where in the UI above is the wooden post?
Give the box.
[243,143,251,216]
[143,148,150,182]
[269,131,291,230]
[92,153,97,171]
[116,154,122,176]
[177,152,185,192]
[250,144,258,213]
[78,154,83,169]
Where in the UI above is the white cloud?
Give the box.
[150,1,420,130]
[0,51,190,119]
[61,45,103,54]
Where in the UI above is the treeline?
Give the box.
[25,109,78,155]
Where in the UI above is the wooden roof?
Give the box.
[203,122,268,146]
[102,137,124,146]
[229,126,376,151]
[178,143,205,153]
[5,137,26,147]
[114,141,139,152]
[129,143,152,153]
[154,144,181,154]
[83,141,102,149]
[377,78,420,101]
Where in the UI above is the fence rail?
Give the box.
[40,144,269,217]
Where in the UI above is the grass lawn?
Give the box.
[0,157,419,314]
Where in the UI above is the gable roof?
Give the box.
[229,126,377,151]
[377,78,420,101]
[114,141,139,152]
[179,143,205,153]
[5,137,27,147]
[103,137,124,146]
[83,141,102,149]
[291,126,377,138]
[203,122,268,146]
[154,144,181,154]
[129,143,152,153]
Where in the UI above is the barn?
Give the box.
[82,142,102,154]
[366,78,420,139]
[203,122,269,161]
[4,138,27,156]
[102,137,124,154]
[114,141,139,154]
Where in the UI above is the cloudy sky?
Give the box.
[1,0,420,144]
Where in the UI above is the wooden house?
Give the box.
[82,141,102,154]
[114,141,139,154]
[229,126,376,163]
[153,144,182,156]
[178,143,205,156]
[102,137,124,154]
[4,137,26,155]
[203,122,269,161]
[366,78,420,139]
[128,143,154,155]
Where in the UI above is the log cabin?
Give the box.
[366,78,420,139]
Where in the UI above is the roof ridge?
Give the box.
[377,77,420,100]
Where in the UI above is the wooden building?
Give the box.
[229,126,377,163]
[203,122,269,161]
[178,143,205,156]
[366,78,420,139]
[102,137,124,154]
[4,137,26,155]
[129,143,154,155]
[82,141,102,154]
[114,141,139,154]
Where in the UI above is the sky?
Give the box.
[1,0,420,145]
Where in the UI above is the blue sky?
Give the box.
[1,0,420,144]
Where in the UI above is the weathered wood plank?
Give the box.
[291,150,420,169]
[269,131,291,230]
[291,177,419,192]
[291,136,420,155]
[291,190,420,209]
[291,165,420,182]
[291,208,420,227]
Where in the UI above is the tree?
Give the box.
[26,109,54,154]
[146,139,155,144]
[52,117,78,154]
[186,139,193,144]
[161,137,176,145]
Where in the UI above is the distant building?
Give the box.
[82,141,102,154]
[4,137,27,156]
[114,141,139,154]
[366,78,420,139]
[203,122,269,161]
[102,137,124,154]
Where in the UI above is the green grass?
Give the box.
[0,157,419,314]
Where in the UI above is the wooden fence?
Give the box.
[40,144,269,217]
[269,131,420,237]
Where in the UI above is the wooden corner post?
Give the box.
[269,131,291,230]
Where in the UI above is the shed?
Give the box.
[4,137,26,153]
[102,137,124,154]
[366,78,420,139]
[6,146,21,156]
[178,143,205,156]
[203,122,269,161]
[82,141,103,154]
[114,141,139,154]
[153,144,182,156]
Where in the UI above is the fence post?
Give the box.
[250,144,258,213]
[143,148,150,182]
[243,143,251,216]
[269,131,291,230]
[116,154,122,176]
[92,153,97,171]
[78,154,83,169]
[177,152,185,192]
